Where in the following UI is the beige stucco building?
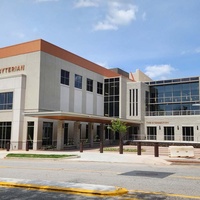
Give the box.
[0,39,200,150]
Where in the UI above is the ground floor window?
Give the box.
[147,127,157,140]
[164,127,174,140]
[86,125,89,140]
[96,125,100,142]
[64,123,68,145]
[42,122,53,146]
[182,126,194,141]
[105,126,112,140]
[27,122,34,149]
[128,126,139,140]
[0,122,11,149]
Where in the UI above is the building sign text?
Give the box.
[0,65,25,74]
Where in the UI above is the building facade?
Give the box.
[0,39,199,150]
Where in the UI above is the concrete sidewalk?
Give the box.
[1,149,200,165]
[0,149,171,165]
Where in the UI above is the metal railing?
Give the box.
[146,110,200,116]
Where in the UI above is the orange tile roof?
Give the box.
[0,39,120,78]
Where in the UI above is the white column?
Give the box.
[57,121,64,150]
[74,122,80,148]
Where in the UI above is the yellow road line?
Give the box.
[171,175,200,180]
[129,190,200,199]
[0,181,128,196]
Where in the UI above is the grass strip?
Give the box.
[103,147,145,152]
[6,154,75,159]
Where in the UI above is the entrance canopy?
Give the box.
[24,111,141,125]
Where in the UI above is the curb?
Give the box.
[0,181,128,196]
[166,159,200,165]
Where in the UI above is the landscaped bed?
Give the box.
[6,153,76,159]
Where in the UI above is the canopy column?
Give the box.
[74,121,80,148]
[57,120,64,150]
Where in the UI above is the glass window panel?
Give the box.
[74,74,82,89]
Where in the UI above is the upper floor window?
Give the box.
[0,92,13,110]
[75,74,82,89]
[61,69,70,85]
[97,82,103,94]
[87,78,93,92]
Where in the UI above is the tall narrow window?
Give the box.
[42,122,53,146]
[74,74,82,89]
[129,89,132,116]
[86,125,89,139]
[136,89,138,116]
[27,122,34,149]
[87,78,93,92]
[64,123,68,145]
[60,69,70,85]
[0,122,11,149]
[132,89,135,116]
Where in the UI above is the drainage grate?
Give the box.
[119,170,174,178]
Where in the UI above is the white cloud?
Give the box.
[94,1,138,31]
[96,61,109,68]
[145,65,175,80]
[74,0,99,8]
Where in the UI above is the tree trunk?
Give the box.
[119,137,123,154]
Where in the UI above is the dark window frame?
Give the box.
[0,92,13,110]
[87,78,93,92]
[60,69,70,85]
[74,74,82,89]
[97,82,103,94]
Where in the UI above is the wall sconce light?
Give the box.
[177,126,179,130]
[197,126,198,130]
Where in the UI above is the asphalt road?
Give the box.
[0,158,200,199]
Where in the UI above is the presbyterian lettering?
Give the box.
[0,65,25,74]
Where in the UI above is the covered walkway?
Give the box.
[24,111,141,150]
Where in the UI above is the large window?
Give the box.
[147,80,200,116]
[42,122,53,146]
[164,127,174,140]
[182,126,194,141]
[87,78,93,92]
[0,92,13,110]
[61,69,70,85]
[147,127,157,140]
[27,122,34,149]
[0,122,11,149]
[97,82,103,94]
[104,78,120,117]
[74,74,82,89]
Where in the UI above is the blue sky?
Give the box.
[1,0,200,80]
